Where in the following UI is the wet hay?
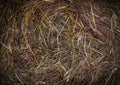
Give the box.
[0,0,120,85]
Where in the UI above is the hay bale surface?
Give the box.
[0,0,120,85]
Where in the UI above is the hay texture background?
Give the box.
[0,0,120,85]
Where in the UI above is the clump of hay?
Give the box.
[0,0,120,85]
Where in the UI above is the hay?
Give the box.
[0,0,120,85]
